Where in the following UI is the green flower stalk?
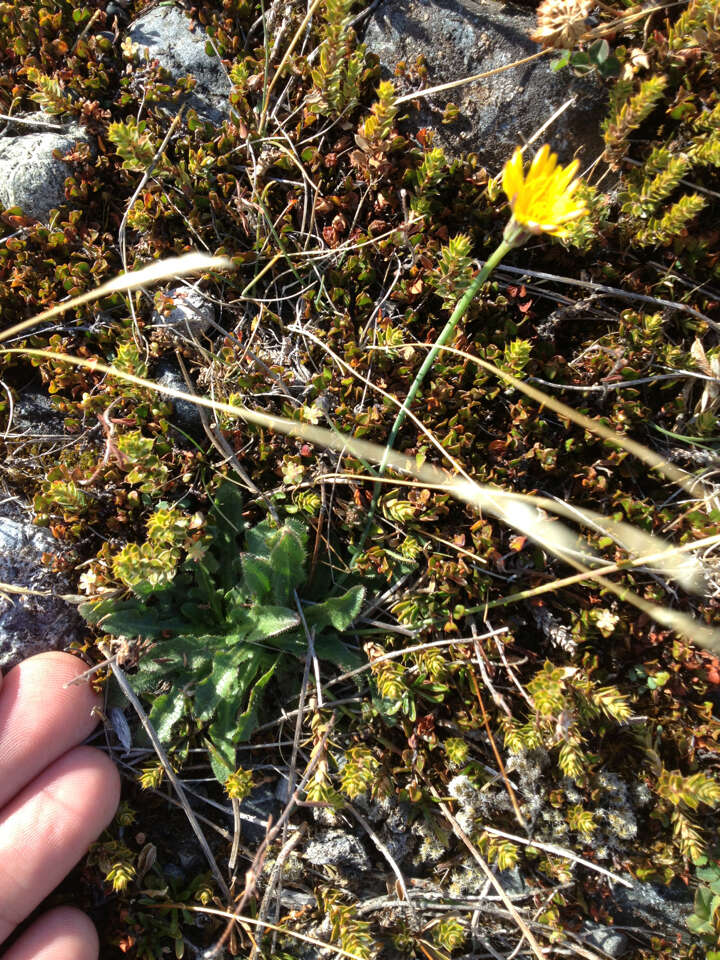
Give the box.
[353,144,588,561]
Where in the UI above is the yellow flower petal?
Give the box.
[555,158,580,191]
[502,148,524,204]
[501,144,587,239]
[529,144,552,179]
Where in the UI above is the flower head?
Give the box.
[502,145,587,241]
[531,0,592,49]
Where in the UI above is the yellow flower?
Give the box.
[502,145,587,240]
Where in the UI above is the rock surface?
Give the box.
[8,390,67,442]
[363,0,605,170]
[0,119,90,222]
[610,879,694,942]
[581,921,629,958]
[304,829,371,872]
[0,509,83,671]
[152,286,216,337]
[497,866,528,896]
[240,783,281,845]
[127,4,231,124]
[154,362,205,437]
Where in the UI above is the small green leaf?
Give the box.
[269,525,307,603]
[241,553,273,599]
[599,55,620,77]
[245,603,300,639]
[206,729,236,783]
[569,51,592,75]
[589,38,610,64]
[149,692,186,742]
[80,597,182,637]
[244,518,276,558]
[687,913,714,935]
[234,657,278,742]
[209,482,245,588]
[304,584,365,632]
[194,649,242,721]
[314,633,362,671]
[694,885,716,920]
[551,50,571,71]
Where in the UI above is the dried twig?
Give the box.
[481,824,634,888]
[101,646,230,899]
[325,627,510,690]
[469,628,526,829]
[345,802,417,920]
[429,785,546,960]
[205,718,335,958]
[248,825,307,960]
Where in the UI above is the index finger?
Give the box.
[0,652,102,809]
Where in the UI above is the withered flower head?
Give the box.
[531,0,593,49]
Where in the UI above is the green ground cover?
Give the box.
[1,0,719,956]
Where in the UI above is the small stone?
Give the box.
[379,803,412,865]
[0,120,91,222]
[152,287,216,337]
[106,1,130,20]
[163,862,185,883]
[278,890,316,910]
[581,922,628,958]
[304,829,371,872]
[239,783,281,845]
[127,4,232,124]
[497,866,528,897]
[176,843,205,873]
[154,361,204,436]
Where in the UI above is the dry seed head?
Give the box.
[531,0,593,49]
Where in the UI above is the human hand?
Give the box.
[0,652,120,960]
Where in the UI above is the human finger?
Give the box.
[1,907,99,960]
[0,652,102,809]
[0,746,120,945]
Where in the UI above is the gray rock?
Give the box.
[610,880,694,942]
[363,0,606,170]
[581,922,628,958]
[497,866,528,897]
[304,829,371,872]
[278,890,316,910]
[6,390,67,443]
[152,286,216,337]
[0,120,91,222]
[0,510,83,670]
[176,841,207,874]
[378,802,412,865]
[240,783,281,845]
[154,361,205,436]
[127,4,231,124]
[106,0,131,22]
